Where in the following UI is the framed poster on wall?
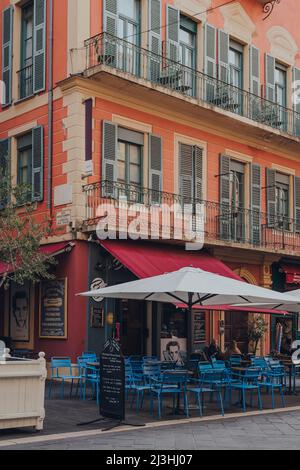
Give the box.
[10,282,31,342]
[90,306,104,328]
[39,279,68,339]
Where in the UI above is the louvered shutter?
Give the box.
[220,154,231,240]
[218,30,229,84]
[148,0,161,82]
[204,24,217,101]
[166,5,179,63]
[104,0,118,67]
[251,164,261,245]
[0,139,10,209]
[266,168,276,227]
[294,177,300,233]
[179,144,193,205]
[102,121,118,197]
[250,46,261,119]
[33,0,46,93]
[265,54,275,103]
[194,146,203,201]
[32,126,44,202]
[2,6,13,106]
[149,134,162,204]
[293,67,300,137]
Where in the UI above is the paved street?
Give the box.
[2,410,300,450]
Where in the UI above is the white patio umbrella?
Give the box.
[79,267,300,357]
[79,267,300,305]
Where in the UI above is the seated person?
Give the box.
[224,340,242,360]
[205,339,223,362]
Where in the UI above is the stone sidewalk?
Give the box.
[2,410,300,449]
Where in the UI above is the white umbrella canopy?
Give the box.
[79,267,299,307]
[233,289,300,313]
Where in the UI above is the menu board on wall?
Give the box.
[192,312,206,354]
[39,279,67,339]
[100,338,125,421]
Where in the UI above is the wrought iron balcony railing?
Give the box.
[83,180,300,253]
[17,64,33,100]
[83,33,300,138]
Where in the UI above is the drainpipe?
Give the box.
[47,0,54,214]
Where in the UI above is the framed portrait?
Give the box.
[10,283,31,342]
[39,278,68,339]
[90,306,104,328]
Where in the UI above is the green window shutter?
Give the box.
[218,30,229,83]
[102,121,118,197]
[219,154,231,241]
[179,143,193,205]
[265,53,275,102]
[293,67,300,137]
[194,146,203,201]
[2,6,13,106]
[251,163,261,245]
[33,0,46,93]
[0,138,11,209]
[294,176,300,233]
[250,46,260,95]
[104,0,118,67]
[32,126,44,202]
[149,134,162,204]
[204,23,217,101]
[266,168,276,227]
[166,5,179,62]
[148,0,161,82]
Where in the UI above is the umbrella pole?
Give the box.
[187,292,193,362]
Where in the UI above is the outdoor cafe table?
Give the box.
[279,359,300,395]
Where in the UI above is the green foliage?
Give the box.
[0,163,55,289]
[248,314,269,355]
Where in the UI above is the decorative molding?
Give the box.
[220,2,256,44]
[173,0,211,23]
[235,268,258,285]
[267,26,298,66]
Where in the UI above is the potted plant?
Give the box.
[248,314,268,356]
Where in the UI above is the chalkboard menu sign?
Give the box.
[39,279,67,339]
[100,338,125,421]
[192,312,206,354]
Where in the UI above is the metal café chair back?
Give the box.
[49,357,79,399]
[251,357,268,370]
[229,355,242,367]
[82,351,97,361]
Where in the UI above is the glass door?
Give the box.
[118,0,140,75]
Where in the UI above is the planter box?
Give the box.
[0,351,47,431]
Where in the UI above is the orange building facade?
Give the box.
[1,0,300,361]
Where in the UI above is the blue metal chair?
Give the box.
[251,357,268,371]
[188,373,225,417]
[48,357,80,399]
[229,355,242,367]
[261,366,286,409]
[150,372,189,419]
[230,368,263,412]
[84,364,100,405]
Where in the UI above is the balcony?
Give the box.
[83,181,300,256]
[79,33,300,140]
[17,64,33,100]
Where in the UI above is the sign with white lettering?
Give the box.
[100,338,125,421]
[39,279,68,339]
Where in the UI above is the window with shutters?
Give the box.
[229,161,245,242]
[111,0,141,74]
[19,2,34,99]
[179,143,203,208]
[17,133,33,202]
[275,172,290,230]
[275,63,288,131]
[228,40,243,114]
[179,16,197,96]
[117,127,143,202]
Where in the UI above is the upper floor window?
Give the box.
[179,16,197,70]
[229,41,243,89]
[117,127,143,197]
[229,160,245,210]
[20,1,34,99]
[275,172,290,226]
[17,133,32,201]
[275,63,287,108]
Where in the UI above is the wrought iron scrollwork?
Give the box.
[263,0,281,20]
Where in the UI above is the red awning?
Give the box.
[100,240,241,280]
[0,242,74,276]
[281,264,300,285]
[100,240,287,314]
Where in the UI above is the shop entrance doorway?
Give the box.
[118,299,146,357]
[225,311,249,354]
